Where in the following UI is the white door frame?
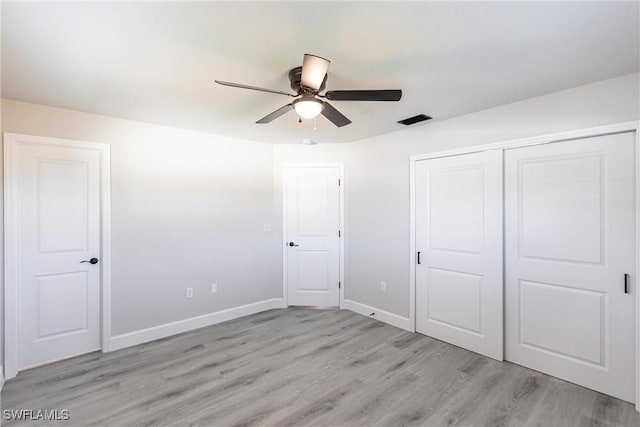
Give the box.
[3,133,112,380]
[282,162,345,308]
[410,121,640,410]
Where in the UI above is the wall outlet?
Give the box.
[381,281,387,292]
[186,287,194,298]
[211,283,218,294]
[263,223,272,232]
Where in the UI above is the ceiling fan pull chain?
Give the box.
[314,117,318,131]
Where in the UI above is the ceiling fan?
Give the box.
[215,54,402,127]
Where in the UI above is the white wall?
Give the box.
[1,99,281,337]
[275,73,640,319]
[1,72,638,365]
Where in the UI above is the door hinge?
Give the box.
[338,230,341,237]
[338,179,341,186]
[339,281,341,289]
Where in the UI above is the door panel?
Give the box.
[297,251,330,291]
[518,155,603,263]
[18,142,101,370]
[296,175,330,236]
[415,150,503,360]
[519,280,605,365]
[427,268,483,334]
[505,132,636,403]
[428,166,484,253]
[37,272,89,338]
[38,160,89,252]
[285,167,340,306]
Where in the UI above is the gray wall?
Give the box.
[275,72,640,318]
[1,73,638,370]
[1,99,281,336]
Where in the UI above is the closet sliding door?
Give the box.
[504,132,636,403]
[415,150,504,360]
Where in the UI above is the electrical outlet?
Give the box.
[211,283,218,294]
[381,281,387,292]
[186,287,194,298]
[263,223,272,232]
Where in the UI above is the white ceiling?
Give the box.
[2,1,638,144]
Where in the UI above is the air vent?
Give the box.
[398,114,432,126]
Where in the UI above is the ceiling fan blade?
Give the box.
[256,104,293,124]
[321,102,351,127]
[301,54,330,91]
[324,89,402,101]
[215,80,295,97]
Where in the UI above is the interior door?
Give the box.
[17,140,102,370]
[505,132,636,403]
[285,166,340,306]
[415,150,503,360]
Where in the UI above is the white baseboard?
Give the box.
[108,298,286,351]
[343,299,414,332]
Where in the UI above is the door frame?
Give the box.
[410,121,640,410]
[3,133,112,380]
[282,162,345,308]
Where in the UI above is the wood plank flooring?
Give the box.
[2,308,639,426]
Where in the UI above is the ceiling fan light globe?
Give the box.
[293,98,324,119]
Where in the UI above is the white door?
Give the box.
[16,139,102,370]
[285,166,340,306]
[415,150,504,360]
[505,132,636,403]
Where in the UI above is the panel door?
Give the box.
[505,132,636,402]
[415,150,503,360]
[285,167,340,306]
[18,141,102,370]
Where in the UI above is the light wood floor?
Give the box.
[2,308,639,426]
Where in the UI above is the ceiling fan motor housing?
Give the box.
[288,66,327,94]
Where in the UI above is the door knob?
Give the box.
[288,242,299,247]
[80,258,99,265]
